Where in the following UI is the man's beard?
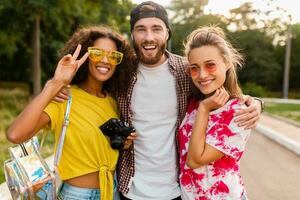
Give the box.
[133,41,166,65]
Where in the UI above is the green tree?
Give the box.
[289,24,300,90]
[0,0,134,94]
[169,0,228,55]
[228,1,289,45]
[230,29,281,90]
[225,1,290,92]
[275,23,300,92]
[228,2,259,31]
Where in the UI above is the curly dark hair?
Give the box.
[59,25,137,98]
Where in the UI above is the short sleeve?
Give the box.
[205,101,251,161]
[43,101,64,132]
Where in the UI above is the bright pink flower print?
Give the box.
[178,99,250,199]
[209,180,229,196]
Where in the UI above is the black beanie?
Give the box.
[130,1,172,40]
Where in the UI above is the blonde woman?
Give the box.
[178,26,251,200]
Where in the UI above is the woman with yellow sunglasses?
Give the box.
[7,25,136,200]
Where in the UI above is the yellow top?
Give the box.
[44,85,119,200]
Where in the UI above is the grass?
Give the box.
[265,102,300,123]
[0,83,54,183]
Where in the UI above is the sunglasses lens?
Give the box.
[89,49,104,62]
[88,47,123,65]
[109,52,123,65]
[188,66,199,77]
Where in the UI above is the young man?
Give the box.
[116,1,263,200]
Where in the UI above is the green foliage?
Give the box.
[289,24,300,90]
[0,82,55,183]
[242,82,266,97]
[230,29,282,90]
[170,0,208,24]
[171,14,227,56]
[261,90,300,99]
[168,0,298,94]
[1,0,300,94]
[228,2,258,30]
[222,1,300,93]
[273,23,300,92]
[0,83,30,135]
[0,0,134,84]
[228,1,289,44]
[169,0,226,56]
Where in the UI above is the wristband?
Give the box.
[253,97,265,113]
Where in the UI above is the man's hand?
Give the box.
[123,132,137,150]
[235,95,261,129]
[53,85,70,102]
[43,80,70,102]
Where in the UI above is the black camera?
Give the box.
[100,118,135,150]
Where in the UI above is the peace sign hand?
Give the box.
[53,44,89,86]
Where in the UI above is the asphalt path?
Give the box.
[240,130,300,199]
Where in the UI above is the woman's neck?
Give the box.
[78,81,105,98]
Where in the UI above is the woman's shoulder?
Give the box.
[208,99,249,132]
[227,98,245,110]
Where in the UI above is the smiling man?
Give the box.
[132,19,168,66]
[116,1,263,200]
[117,2,187,200]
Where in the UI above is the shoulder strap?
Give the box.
[54,94,72,167]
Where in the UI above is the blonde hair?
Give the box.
[184,26,244,99]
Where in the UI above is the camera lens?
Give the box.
[110,135,124,150]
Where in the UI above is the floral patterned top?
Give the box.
[178,99,251,200]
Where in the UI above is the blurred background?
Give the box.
[0,0,300,198]
[1,0,299,98]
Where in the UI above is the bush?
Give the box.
[242,82,266,97]
[264,90,300,99]
[288,90,300,99]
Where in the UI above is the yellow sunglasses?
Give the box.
[87,47,123,65]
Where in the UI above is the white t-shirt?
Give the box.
[125,60,181,200]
